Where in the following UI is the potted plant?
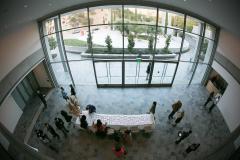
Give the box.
[128,34,135,54]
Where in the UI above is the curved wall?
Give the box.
[0,22,42,81]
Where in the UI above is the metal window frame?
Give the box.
[39,3,219,88]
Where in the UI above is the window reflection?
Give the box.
[61,9,88,30]
[205,24,216,40]
[166,11,184,30]
[41,4,217,86]
[186,16,204,35]
[89,6,122,25]
[124,6,157,25]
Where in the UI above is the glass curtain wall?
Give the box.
[11,72,39,110]
[40,4,218,87]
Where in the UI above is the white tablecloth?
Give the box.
[76,111,155,129]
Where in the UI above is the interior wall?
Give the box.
[33,62,52,88]
[217,30,240,69]
[0,21,41,81]
[0,95,23,150]
[212,29,240,133]
[212,61,240,132]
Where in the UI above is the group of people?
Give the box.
[60,85,81,116]
[166,100,201,154]
[34,117,70,153]
[168,100,185,126]
[34,84,79,151]
[35,84,213,157]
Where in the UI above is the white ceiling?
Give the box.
[0,0,239,37]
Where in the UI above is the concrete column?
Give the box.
[54,17,68,72]
[204,39,214,63]
[191,22,204,71]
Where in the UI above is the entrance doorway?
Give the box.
[93,60,177,87]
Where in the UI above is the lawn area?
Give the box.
[64,39,104,47]
[64,39,87,47]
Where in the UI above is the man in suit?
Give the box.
[55,117,69,137]
[45,123,60,140]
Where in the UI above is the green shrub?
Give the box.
[48,37,57,50]
[64,39,87,47]
[128,34,135,53]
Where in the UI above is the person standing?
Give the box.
[149,101,157,115]
[208,93,221,113]
[35,129,51,143]
[37,90,47,110]
[55,117,69,137]
[112,143,127,158]
[146,62,151,80]
[69,84,76,96]
[60,87,69,101]
[185,143,200,154]
[93,119,107,138]
[80,115,88,129]
[60,110,72,125]
[123,130,132,146]
[173,111,184,126]
[175,130,192,144]
[168,100,182,120]
[204,91,214,107]
[44,123,60,140]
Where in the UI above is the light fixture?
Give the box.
[24,4,28,8]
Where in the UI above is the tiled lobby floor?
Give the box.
[21,84,234,160]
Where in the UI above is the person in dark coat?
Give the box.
[146,62,151,80]
[175,130,192,144]
[60,87,69,101]
[173,111,184,126]
[55,117,69,137]
[35,129,51,143]
[69,84,76,96]
[93,119,107,138]
[204,91,214,107]
[149,101,157,114]
[60,110,72,124]
[168,100,182,120]
[86,104,96,114]
[80,115,88,129]
[44,123,60,140]
[37,90,47,109]
[185,143,200,154]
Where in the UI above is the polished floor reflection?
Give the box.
[20,85,234,160]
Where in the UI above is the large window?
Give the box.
[40,4,218,87]
[60,9,88,30]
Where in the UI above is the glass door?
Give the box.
[151,61,177,85]
[94,60,122,86]
[125,60,151,85]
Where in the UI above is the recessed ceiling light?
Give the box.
[24,4,28,8]
[48,3,52,6]
[184,0,187,2]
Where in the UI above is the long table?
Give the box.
[75,110,155,130]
